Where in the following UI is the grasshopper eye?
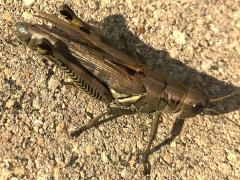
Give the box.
[191,103,204,114]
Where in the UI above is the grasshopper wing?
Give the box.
[36,11,144,73]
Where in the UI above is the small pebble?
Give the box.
[1,12,12,22]
[48,77,61,90]
[1,131,13,142]
[5,99,15,108]
[21,12,33,21]
[121,168,128,178]
[56,122,65,133]
[226,150,239,166]
[36,137,44,146]
[85,145,96,156]
[162,152,172,164]
[32,96,41,109]
[101,152,109,163]
[173,30,186,45]
[23,0,35,6]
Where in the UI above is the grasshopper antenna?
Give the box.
[209,91,240,103]
[203,108,240,128]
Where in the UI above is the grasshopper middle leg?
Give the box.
[142,111,162,174]
[70,107,135,137]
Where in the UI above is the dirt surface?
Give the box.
[0,0,240,179]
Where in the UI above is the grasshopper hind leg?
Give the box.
[59,4,91,30]
[59,4,102,37]
[70,106,135,138]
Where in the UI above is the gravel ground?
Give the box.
[0,0,240,179]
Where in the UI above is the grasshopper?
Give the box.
[14,4,228,174]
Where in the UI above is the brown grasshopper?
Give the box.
[14,4,231,174]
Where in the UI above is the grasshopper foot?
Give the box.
[142,155,151,175]
[136,149,151,175]
[70,127,85,138]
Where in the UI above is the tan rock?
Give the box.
[32,96,41,109]
[48,77,61,90]
[21,12,33,21]
[85,145,96,156]
[56,122,65,133]
[23,0,35,6]
[173,30,186,45]
[1,12,12,22]
[6,99,15,108]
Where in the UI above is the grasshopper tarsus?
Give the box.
[70,128,85,138]
[143,159,151,175]
[136,150,151,175]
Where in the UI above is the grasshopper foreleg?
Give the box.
[70,107,135,138]
[142,111,162,174]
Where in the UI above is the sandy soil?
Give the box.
[0,0,239,179]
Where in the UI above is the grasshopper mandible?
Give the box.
[14,4,216,174]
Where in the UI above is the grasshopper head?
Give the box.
[178,88,208,119]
